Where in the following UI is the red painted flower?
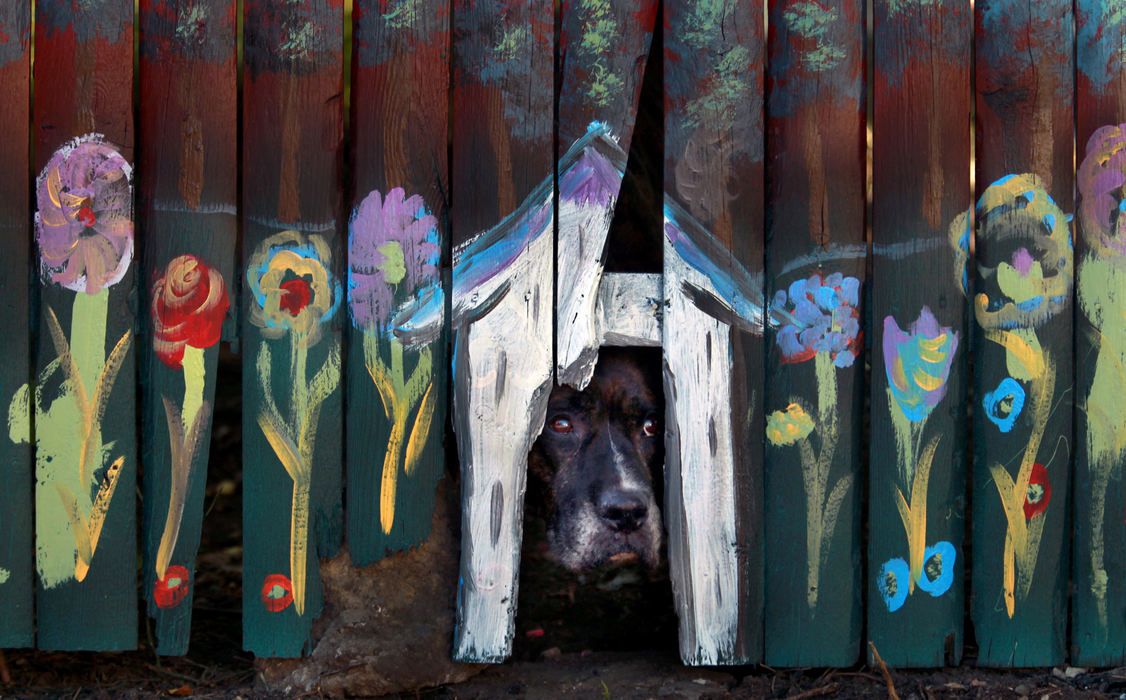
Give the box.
[261,574,294,613]
[151,254,229,369]
[1024,463,1051,519]
[153,565,191,609]
[279,277,313,316]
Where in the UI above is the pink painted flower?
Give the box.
[36,134,133,294]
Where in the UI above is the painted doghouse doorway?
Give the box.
[396,1,768,666]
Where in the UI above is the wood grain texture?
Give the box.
[138,0,238,655]
[345,0,450,568]
[867,0,970,668]
[449,0,553,663]
[763,0,865,667]
[30,0,137,652]
[0,0,32,649]
[1071,0,1126,667]
[555,0,657,390]
[241,0,344,657]
[663,0,765,665]
[971,0,1073,668]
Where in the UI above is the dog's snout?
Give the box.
[597,488,648,533]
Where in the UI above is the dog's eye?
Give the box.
[550,416,574,434]
[642,418,659,437]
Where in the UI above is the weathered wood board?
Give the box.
[241,0,345,657]
[971,0,1073,668]
[0,0,32,649]
[763,0,866,667]
[662,0,764,665]
[345,0,449,568]
[555,0,657,390]
[138,0,238,655]
[867,0,970,667]
[447,0,553,663]
[1072,0,1126,666]
[29,0,138,652]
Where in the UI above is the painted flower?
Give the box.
[151,254,229,369]
[247,230,339,346]
[973,174,1072,331]
[916,541,956,598]
[261,573,294,613]
[983,377,1026,433]
[1024,463,1051,520]
[348,187,440,330]
[1077,123,1126,259]
[36,134,134,294]
[772,272,862,368]
[883,307,958,422]
[153,565,191,609]
[877,557,910,612]
[766,403,815,446]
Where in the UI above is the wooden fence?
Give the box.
[0,0,1122,670]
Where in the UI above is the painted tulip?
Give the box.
[261,574,295,613]
[982,377,1026,433]
[1024,463,1051,520]
[153,565,191,609]
[766,403,815,446]
[348,187,441,330]
[916,541,957,598]
[877,557,910,612]
[883,306,958,422]
[151,255,229,369]
[36,134,134,294]
[772,271,862,368]
[247,230,339,347]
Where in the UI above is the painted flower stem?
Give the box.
[895,436,939,595]
[364,332,433,534]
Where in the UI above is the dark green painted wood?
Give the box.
[241,0,344,657]
[763,0,865,667]
[1071,0,1126,667]
[663,0,764,664]
[345,0,449,567]
[867,0,970,668]
[971,0,1073,668]
[0,0,32,650]
[138,0,238,655]
[31,0,137,652]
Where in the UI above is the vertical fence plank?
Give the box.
[346,0,449,568]
[30,0,137,651]
[1072,0,1126,667]
[763,0,865,667]
[0,0,32,649]
[138,0,238,655]
[555,0,657,389]
[971,0,1073,667]
[661,0,764,665]
[867,0,970,667]
[241,0,345,657]
[448,0,553,662]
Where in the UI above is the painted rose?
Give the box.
[1077,123,1126,259]
[883,307,958,422]
[766,403,815,446]
[247,230,339,346]
[151,254,229,369]
[772,272,862,368]
[36,134,134,294]
[348,187,440,329]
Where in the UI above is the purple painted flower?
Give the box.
[36,134,133,294]
[348,187,441,329]
[883,307,958,422]
[772,272,862,367]
[1078,123,1126,258]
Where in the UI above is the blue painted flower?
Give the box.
[983,377,1026,433]
[877,557,910,612]
[916,541,957,597]
[772,272,862,368]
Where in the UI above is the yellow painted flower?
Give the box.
[247,230,339,347]
[767,403,815,446]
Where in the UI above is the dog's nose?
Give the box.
[597,489,648,533]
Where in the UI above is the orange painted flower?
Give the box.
[261,574,294,613]
[151,254,229,369]
[153,565,191,609]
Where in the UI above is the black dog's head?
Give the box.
[529,348,664,572]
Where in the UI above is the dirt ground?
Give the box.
[2,354,1124,700]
